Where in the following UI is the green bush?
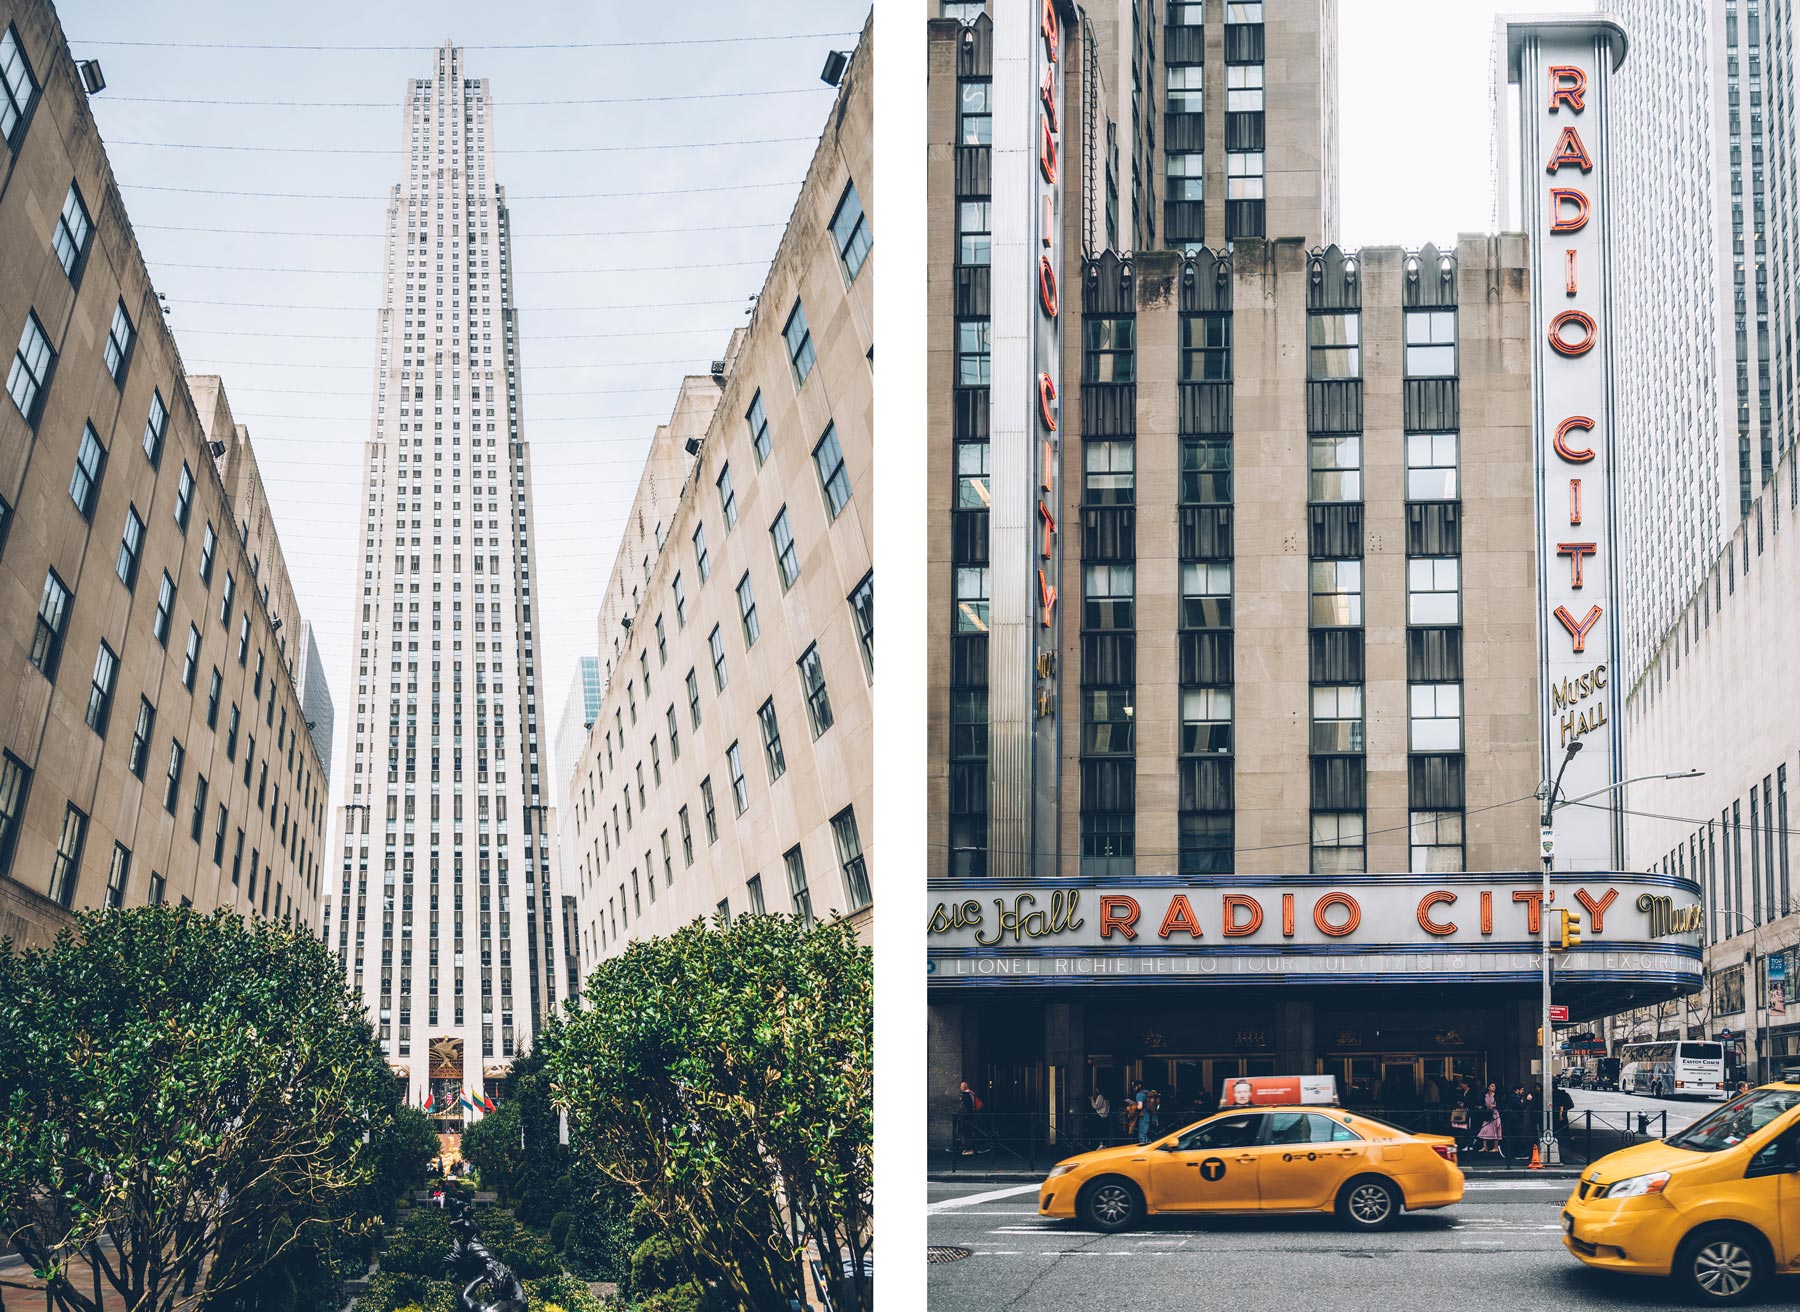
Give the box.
[379,1206,455,1278]
[549,1211,574,1251]
[358,1272,459,1312]
[477,1210,561,1281]
[525,1272,608,1312]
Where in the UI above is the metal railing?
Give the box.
[943,1105,1670,1172]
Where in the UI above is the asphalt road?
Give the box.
[925,1178,1797,1311]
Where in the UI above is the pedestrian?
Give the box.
[1553,1080,1574,1133]
[1476,1083,1505,1155]
[1133,1082,1153,1145]
[1448,1083,1472,1149]
[956,1078,983,1156]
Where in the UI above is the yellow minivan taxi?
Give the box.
[1038,1105,1463,1232]
[1562,1080,1800,1304]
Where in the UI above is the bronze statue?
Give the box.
[442,1190,529,1312]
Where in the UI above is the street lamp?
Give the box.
[1537,750,1704,1163]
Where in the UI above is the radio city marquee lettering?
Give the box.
[927,874,1702,984]
[1033,0,1064,723]
[1511,22,1628,871]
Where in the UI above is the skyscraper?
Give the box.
[326,43,564,1118]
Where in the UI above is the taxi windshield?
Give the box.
[1663,1088,1800,1153]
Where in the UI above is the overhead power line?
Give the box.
[160,295,752,312]
[148,257,766,275]
[67,30,861,52]
[100,87,827,109]
[130,221,783,238]
[171,325,733,344]
[118,178,803,201]
[103,134,816,156]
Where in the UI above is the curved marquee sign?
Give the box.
[926,872,1701,988]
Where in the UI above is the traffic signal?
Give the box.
[1560,909,1582,951]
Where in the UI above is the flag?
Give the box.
[460,1090,476,1115]
[423,1091,436,1113]
[481,1091,496,1112]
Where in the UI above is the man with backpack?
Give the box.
[956,1079,984,1155]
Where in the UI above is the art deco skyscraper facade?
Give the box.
[326,43,564,1113]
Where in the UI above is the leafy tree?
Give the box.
[375,1106,444,1208]
[378,1207,456,1279]
[0,907,405,1312]
[544,913,872,1311]
[459,1097,525,1202]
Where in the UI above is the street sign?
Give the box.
[1549,1004,1569,1022]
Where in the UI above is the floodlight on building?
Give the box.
[821,50,851,87]
[77,60,105,94]
[684,437,703,457]
[208,440,227,457]
[270,618,284,633]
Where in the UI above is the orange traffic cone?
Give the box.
[1527,1144,1543,1170]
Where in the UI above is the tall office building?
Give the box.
[1604,0,1755,687]
[326,43,564,1117]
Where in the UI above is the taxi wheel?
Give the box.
[1673,1226,1767,1306]
[1080,1177,1142,1233]
[1336,1176,1400,1232]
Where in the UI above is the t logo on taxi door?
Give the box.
[1199,1158,1227,1182]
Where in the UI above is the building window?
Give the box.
[1082,689,1135,755]
[693,522,711,581]
[1171,1,1205,22]
[813,423,852,519]
[831,807,870,911]
[117,507,145,589]
[1308,312,1361,379]
[7,311,54,426]
[954,566,989,633]
[1226,151,1266,201]
[0,752,31,874]
[798,644,834,738]
[957,442,990,508]
[950,689,987,759]
[153,572,176,646]
[219,572,234,628]
[1181,439,1233,503]
[104,300,135,384]
[736,572,760,647]
[236,613,250,664]
[958,200,991,266]
[1082,813,1134,865]
[1083,563,1135,630]
[784,300,816,385]
[53,182,92,281]
[48,803,88,909]
[849,571,874,679]
[1404,309,1457,377]
[678,806,694,864]
[686,667,702,728]
[174,463,194,530]
[957,319,991,385]
[715,463,738,530]
[708,626,727,691]
[1181,688,1234,755]
[1,23,40,147]
[1407,558,1461,625]
[128,698,155,778]
[182,625,201,691]
[1167,63,1203,114]
[770,508,800,589]
[1167,151,1204,201]
[1311,812,1364,874]
[1226,63,1265,111]
[1410,811,1465,873]
[30,570,72,680]
[68,423,107,520]
[1085,441,1135,506]
[147,871,165,905]
[1409,683,1463,751]
[672,572,687,626]
[829,180,872,283]
[746,391,771,465]
[727,742,749,815]
[746,871,765,914]
[959,78,992,145]
[200,522,219,584]
[205,668,221,728]
[226,704,239,760]
[1406,433,1459,500]
[190,775,207,842]
[1181,562,1233,628]
[1228,1,1265,19]
[1309,560,1363,627]
[701,776,719,842]
[1311,686,1364,754]
[758,699,786,781]
[1181,314,1231,381]
[142,390,168,467]
[86,642,118,735]
[784,845,815,927]
[1309,436,1362,502]
[1083,317,1135,383]
[104,842,130,908]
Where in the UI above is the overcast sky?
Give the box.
[69,0,869,818]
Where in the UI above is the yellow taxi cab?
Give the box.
[1561,1079,1800,1304]
[1038,1075,1463,1232]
